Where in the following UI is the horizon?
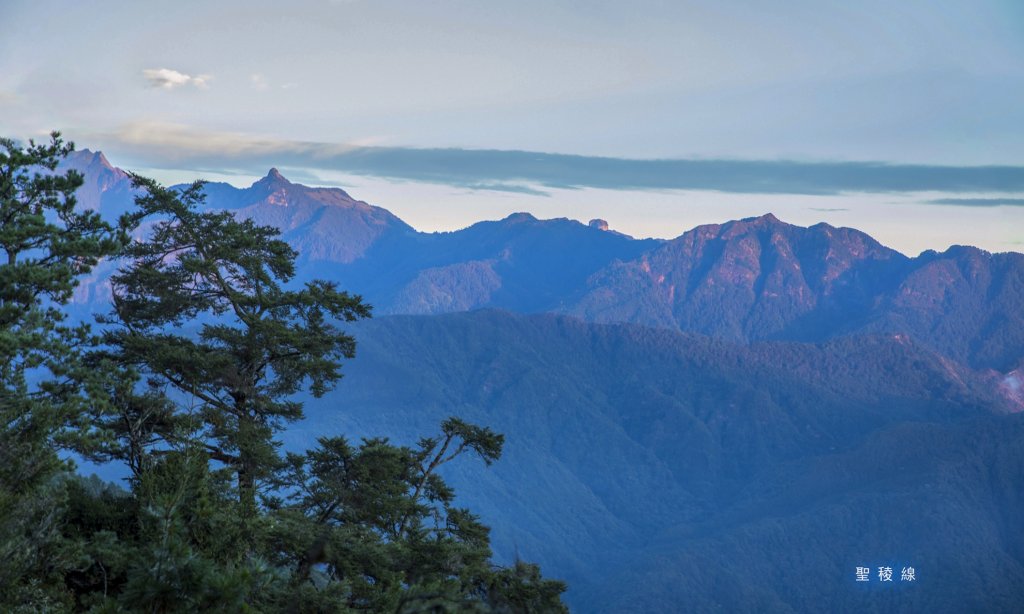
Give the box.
[76,147,1024,257]
[3,0,1023,255]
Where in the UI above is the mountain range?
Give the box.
[64,151,1024,372]
[61,151,1024,612]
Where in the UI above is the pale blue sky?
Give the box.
[2,0,1023,252]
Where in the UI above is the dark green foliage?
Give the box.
[1,143,566,612]
[104,175,371,515]
[0,133,123,611]
[60,419,564,612]
[264,427,564,612]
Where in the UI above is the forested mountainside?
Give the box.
[57,151,1024,612]
[302,311,1024,612]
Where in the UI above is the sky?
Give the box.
[2,0,1023,254]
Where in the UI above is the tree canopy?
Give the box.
[0,132,124,609]
[0,136,567,612]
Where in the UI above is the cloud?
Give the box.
[108,122,357,160]
[251,76,298,91]
[99,123,1024,195]
[922,198,1024,207]
[250,73,269,91]
[808,207,849,212]
[463,183,551,197]
[142,68,211,90]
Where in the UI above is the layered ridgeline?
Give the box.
[64,151,1024,374]
[64,153,1024,611]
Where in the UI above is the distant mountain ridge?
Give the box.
[208,168,416,264]
[59,151,1024,611]
[60,149,134,219]
[570,213,1024,371]
[63,152,1024,373]
[572,212,905,338]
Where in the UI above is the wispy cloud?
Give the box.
[922,198,1024,207]
[100,123,1024,195]
[142,68,211,90]
[462,183,551,197]
[251,74,299,91]
[108,122,356,160]
[250,73,269,91]
[808,207,849,212]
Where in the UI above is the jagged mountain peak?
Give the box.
[676,213,894,262]
[56,149,133,216]
[60,152,412,264]
[258,167,290,185]
[241,168,362,205]
[502,211,538,223]
[88,149,112,169]
[689,212,845,238]
[251,167,295,192]
[223,172,414,263]
[65,148,111,167]
[61,148,126,178]
[742,211,781,224]
[719,212,788,238]
[677,212,792,242]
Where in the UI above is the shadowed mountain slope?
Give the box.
[292,310,1024,613]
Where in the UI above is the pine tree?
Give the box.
[2,156,567,611]
[0,132,122,610]
[104,176,370,520]
[95,176,567,611]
